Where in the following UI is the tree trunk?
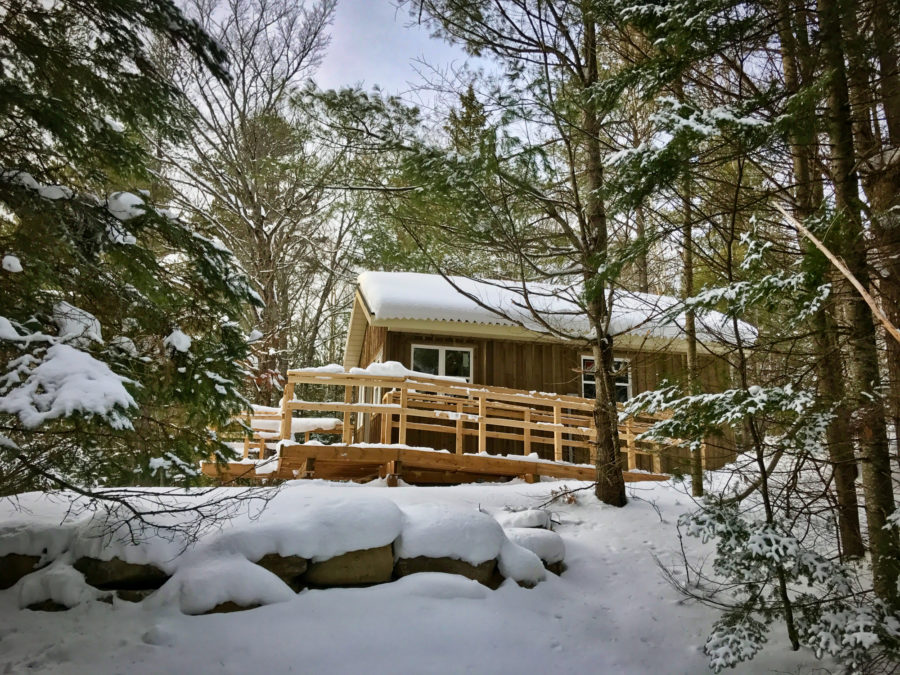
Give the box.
[774,0,865,558]
[583,11,627,507]
[818,0,900,604]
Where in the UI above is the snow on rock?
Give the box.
[16,562,99,609]
[2,255,22,273]
[494,509,551,530]
[497,539,546,586]
[395,504,505,565]
[53,301,103,345]
[0,520,77,561]
[106,191,146,221]
[146,555,295,615]
[205,496,403,563]
[503,527,565,565]
[0,343,136,429]
[163,328,192,353]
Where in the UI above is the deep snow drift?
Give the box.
[0,478,824,674]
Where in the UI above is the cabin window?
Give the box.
[411,345,473,382]
[581,355,631,402]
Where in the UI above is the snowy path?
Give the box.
[0,479,823,674]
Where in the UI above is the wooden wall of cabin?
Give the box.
[355,328,733,469]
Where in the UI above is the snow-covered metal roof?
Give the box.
[357,271,756,345]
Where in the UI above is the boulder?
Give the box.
[0,554,43,590]
[394,556,498,587]
[25,600,69,612]
[73,556,169,590]
[253,553,307,591]
[304,545,393,587]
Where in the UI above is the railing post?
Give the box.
[553,403,562,462]
[625,416,636,471]
[455,400,464,455]
[342,384,353,445]
[280,381,295,441]
[524,408,531,457]
[478,393,487,453]
[399,386,408,445]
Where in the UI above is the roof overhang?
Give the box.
[343,284,735,366]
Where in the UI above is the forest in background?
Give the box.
[1,0,899,671]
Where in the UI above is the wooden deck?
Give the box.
[201,443,669,485]
[202,368,696,486]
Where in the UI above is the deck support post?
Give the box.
[553,403,563,462]
[625,416,636,471]
[399,388,408,445]
[280,382,295,441]
[300,457,316,479]
[342,385,354,445]
[477,394,487,453]
[524,409,532,456]
[455,400,464,455]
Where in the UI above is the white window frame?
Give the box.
[411,344,474,382]
[580,355,632,401]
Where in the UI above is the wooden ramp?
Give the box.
[201,443,670,486]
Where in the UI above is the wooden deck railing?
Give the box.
[280,369,686,473]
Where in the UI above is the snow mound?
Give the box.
[146,555,295,615]
[495,509,551,530]
[503,527,565,564]
[396,504,505,565]
[497,540,546,585]
[392,572,489,600]
[205,496,403,563]
[17,562,99,609]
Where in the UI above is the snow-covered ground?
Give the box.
[0,477,824,674]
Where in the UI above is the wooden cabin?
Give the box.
[340,272,751,472]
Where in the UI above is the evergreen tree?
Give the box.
[0,0,260,496]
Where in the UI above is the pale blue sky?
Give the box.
[315,0,472,95]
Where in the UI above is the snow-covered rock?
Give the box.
[395,504,505,565]
[146,555,295,615]
[503,527,565,565]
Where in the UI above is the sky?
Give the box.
[315,0,473,96]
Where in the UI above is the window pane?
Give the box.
[444,349,471,379]
[582,357,595,383]
[615,383,629,402]
[412,347,439,375]
[583,381,596,399]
